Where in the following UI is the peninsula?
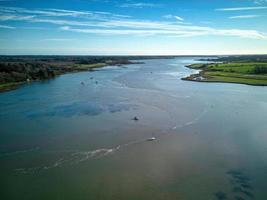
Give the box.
[182,55,267,86]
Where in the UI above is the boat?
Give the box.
[146,137,156,141]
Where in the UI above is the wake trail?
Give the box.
[15,107,209,174]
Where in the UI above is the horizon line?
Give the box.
[0,54,267,57]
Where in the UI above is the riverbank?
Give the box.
[0,82,26,92]
[0,56,149,92]
[0,63,110,92]
[182,61,267,86]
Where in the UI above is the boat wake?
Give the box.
[0,147,40,158]
[14,108,208,174]
[172,108,208,130]
[14,139,146,174]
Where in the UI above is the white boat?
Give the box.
[146,137,156,141]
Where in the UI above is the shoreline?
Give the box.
[0,82,26,92]
[182,63,267,86]
[0,59,143,93]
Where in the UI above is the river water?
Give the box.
[0,57,267,200]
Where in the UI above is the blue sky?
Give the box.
[0,0,267,55]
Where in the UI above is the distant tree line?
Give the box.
[202,55,267,63]
[0,62,58,84]
[0,56,138,85]
[0,55,175,85]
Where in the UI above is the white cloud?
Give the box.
[0,15,35,21]
[0,24,15,29]
[216,6,267,11]
[41,38,76,42]
[163,15,184,21]
[229,15,262,19]
[0,6,131,20]
[0,6,266,40]
[254,0,267,4]
[174,16,184,21]
[119,3,161,8]
[60,24,266,39]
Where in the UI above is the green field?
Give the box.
[185,62,267,86]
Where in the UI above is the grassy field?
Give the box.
[184,62,267,86]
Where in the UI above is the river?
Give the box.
[1,57,267,200]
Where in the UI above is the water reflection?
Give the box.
[26,102,137,118]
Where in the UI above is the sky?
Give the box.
[0,0,267,55]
